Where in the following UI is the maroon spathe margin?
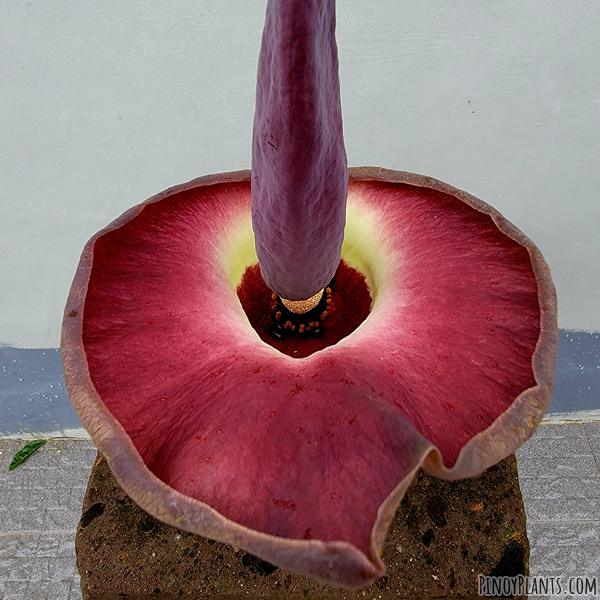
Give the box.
[61,168,557,588]
[252,0,348,300]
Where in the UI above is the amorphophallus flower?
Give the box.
[62,0,557,590]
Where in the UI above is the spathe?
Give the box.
[62,168,557,588]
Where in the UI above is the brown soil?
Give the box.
[76,454,528,600]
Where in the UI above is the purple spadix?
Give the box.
[251,0,348,300]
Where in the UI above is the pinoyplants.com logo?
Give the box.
[478,574,598,597]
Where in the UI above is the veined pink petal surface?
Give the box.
[252,0,347,300]
[62,169,557,587]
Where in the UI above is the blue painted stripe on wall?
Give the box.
[1,329,599,435]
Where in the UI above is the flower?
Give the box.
[62,0,557,589]
[61,167,556,587]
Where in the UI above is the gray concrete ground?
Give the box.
[1,423,599,600]
[0,438,96,600]
[517,422,600,597]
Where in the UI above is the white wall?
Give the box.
[1,0,598,347]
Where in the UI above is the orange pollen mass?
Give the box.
[280,289,324,314]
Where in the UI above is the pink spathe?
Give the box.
[62,169,556,587]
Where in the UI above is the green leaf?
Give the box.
[8,439,48,471]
